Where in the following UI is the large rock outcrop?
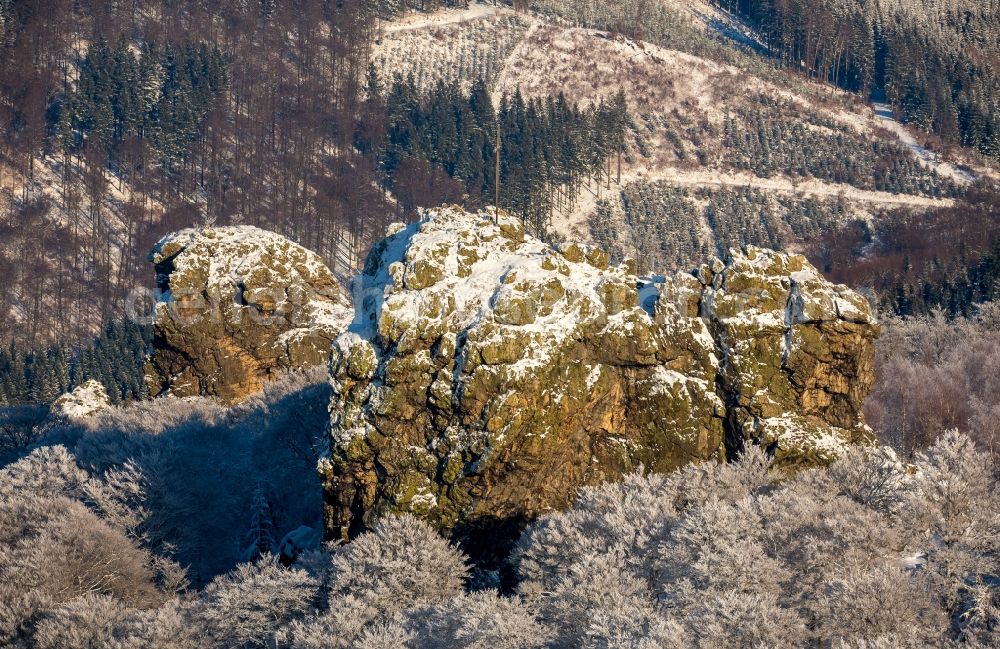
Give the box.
[146,226,352,402]
[321,207,879,550]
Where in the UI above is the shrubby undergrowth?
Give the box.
[2,398,998,648]
[24,369,333,584]
[867,303,1000,460]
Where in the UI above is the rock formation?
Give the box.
[50,380,112,420]
[321,207,879,550]
[146,226,352,403]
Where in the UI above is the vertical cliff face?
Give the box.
[321,207,879,551]
[145,226,352,403]
[698,248,878,466]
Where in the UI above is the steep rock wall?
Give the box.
[322,207,879,550]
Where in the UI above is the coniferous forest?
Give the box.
[0,0,995,408]
[807,182,1000,318]
[0,320,149,408]
[711,0,1000,160]
[369,73,628,233]
[1,4,997,411]
[2,0,380,347]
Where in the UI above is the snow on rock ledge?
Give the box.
[145,226,352,403]
[322,207,880,553]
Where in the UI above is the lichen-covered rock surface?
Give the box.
[323,207,879,550]
[146,226,352,402]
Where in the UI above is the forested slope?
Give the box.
[1,0,997,377]
[714,0,1000,159]
[373,2,994,276]
[0,0,381,347]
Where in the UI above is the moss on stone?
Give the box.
[596,278,638,315]
[405,258,446,290]
[497,215,525,242]
[557,242,585,263]
[585,246,609,269]
[343,341,378,380]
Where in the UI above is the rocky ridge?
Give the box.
[145,226,353,402]
[322,207,879,547]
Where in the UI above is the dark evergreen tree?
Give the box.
[242,484,276,562]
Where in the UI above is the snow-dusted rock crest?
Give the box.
[322,207,879,549]
[145,226,353,403]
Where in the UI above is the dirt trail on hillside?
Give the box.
[647,169,955,206]
[491,17,542,106]
[551,167,956,240]
[872,103,978,185]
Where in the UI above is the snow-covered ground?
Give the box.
[10,2,992,337]
[683,0,770,53]
[0,154,166,336]
[381,3,514,34]
[489,17,542,106]
[872,102,978,185]
[374,8,530,92]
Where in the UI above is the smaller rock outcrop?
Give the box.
[50,380,112,420]
[145,226,352,402]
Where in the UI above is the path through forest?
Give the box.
[551,166,957,240]
[872,103,978,185]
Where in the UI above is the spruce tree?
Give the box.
[242,485,275,562]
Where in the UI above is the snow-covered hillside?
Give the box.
[375,1,996,272]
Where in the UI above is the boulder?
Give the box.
[50,380,113,420]
[145,226,352,403]
[321,207,879,555]
[699,247,878,467]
